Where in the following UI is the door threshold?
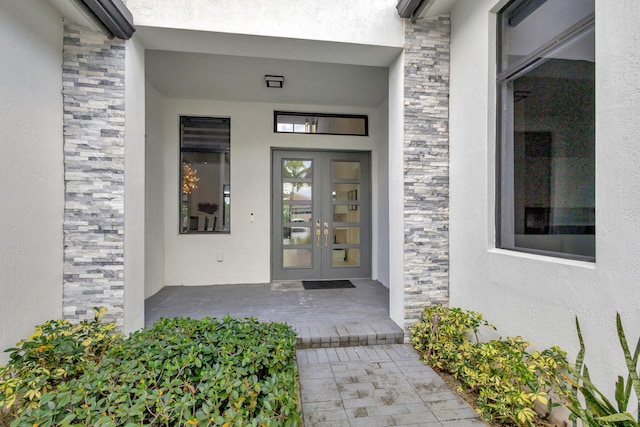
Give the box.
[270,280,303,290]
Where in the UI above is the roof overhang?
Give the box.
[77,0,135,39]
[396,0,458,22]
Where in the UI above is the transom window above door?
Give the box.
[179,116,230,234]
[274,111,368,136]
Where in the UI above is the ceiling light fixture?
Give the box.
[265,75,284,88]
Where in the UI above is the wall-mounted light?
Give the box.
[265,75,284,88]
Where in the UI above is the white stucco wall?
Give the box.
[388,52,405,327]
[0,1,64,360]
[144,81,166,298]
[150,98,386,287]
[125,0,404,49]
[374,99,391,287]
[124,35,146,333]
[449,0,640,398]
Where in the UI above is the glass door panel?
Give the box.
[332,161,361,179]
[332,248,360,267]
[282,249,312,268]
[333,227,360,244]
[282,183,312,200]
[333,204,360,222]
[279,156,316,273]
[327,158,366,271]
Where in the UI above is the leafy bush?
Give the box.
[5,315,301,427]
[459,337,567,426]
[564,314,640,427]
[0,307,119,416]
[411,305,568,426]
[411,305,493,370]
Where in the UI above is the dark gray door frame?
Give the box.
[271,149,371,281]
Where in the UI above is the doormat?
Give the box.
[302,280,355,290]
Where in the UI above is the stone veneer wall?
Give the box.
[403,15,450,330]
[62,23,126,328]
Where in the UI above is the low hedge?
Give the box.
[411,305,567,426]
[1,312,301,427]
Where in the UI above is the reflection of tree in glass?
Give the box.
[282,160,311,200]
[282,160,310,179]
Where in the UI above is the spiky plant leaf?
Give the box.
[616,375,629,413]
[597,412,638,425]
[616,312,640,418]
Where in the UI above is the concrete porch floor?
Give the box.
[144,279,487,426]
[145,279,404,347]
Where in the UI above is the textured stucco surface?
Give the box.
[125,0,404,48]
[448,0,640,399]
[0,1,64,363]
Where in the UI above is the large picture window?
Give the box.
[496,0,595,260]
[179,116,230,234]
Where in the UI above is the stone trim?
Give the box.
[403,15,451,330]
[62,23,126,328]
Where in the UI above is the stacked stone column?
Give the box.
[403,16,451,330]
[62,24,126,328]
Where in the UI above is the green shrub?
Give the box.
[459,337,567,426]
[410,305,494,370]
[411,305,567,426]
[0,307,120,416]
[8,315,301,427]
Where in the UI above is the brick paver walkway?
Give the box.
[145,283,488,426]
[297,344,488,427]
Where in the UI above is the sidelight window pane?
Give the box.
[180,116,230,234]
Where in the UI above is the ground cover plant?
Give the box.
[0,311,301,427]
[411,305,567,426]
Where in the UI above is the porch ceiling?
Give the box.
[139,26,392,108]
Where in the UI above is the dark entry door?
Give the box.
[272,150,371,280]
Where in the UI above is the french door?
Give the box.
[272,150,371,280]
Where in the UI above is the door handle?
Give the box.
[315,219,321,247]
[323,222,329,247]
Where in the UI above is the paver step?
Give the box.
[295,319,404,349]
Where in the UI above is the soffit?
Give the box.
[146,50,389,108]
[418,0,459,17]
[135,26,401,68]
[141,25,394,108]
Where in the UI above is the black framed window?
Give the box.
[274,111,368,136]
[179,116,230,234]
[496,0,595,260]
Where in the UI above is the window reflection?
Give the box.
[180,116,230,233]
